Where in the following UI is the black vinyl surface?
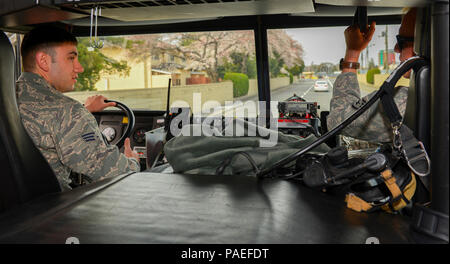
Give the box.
[0,172,413,244]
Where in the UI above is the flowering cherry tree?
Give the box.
[268,29,304,69]
[116,29,305,83]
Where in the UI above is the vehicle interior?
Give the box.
[0,0,448,244]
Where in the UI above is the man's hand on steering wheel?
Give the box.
[84,95,116,113]
[84,96,136,150]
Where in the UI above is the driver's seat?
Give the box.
[0,31,61,213]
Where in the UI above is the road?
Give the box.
[209,78,374,117]
[269,79,334,112]
[228,78,335,117]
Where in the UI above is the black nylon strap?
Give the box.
[379,56,429,125]
[399,125,431,178]
[376,59,431,180]
[380,84,403,124]
[412,204,449,242]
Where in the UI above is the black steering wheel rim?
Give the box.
[104,100,135,148]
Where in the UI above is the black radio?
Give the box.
[276,94,321,137]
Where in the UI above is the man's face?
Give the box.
[48,43,84,93]
[394,10,416,79]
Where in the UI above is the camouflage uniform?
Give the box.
[16,72,140,191]
[327,72,408,143]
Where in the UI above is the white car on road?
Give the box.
[313,80,330,92]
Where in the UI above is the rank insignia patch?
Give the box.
[81,132,96,142]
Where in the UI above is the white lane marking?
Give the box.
[301,86,314,98]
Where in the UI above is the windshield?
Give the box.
[62,24,410,122]
[65,30,259,117]
[266,25,409,118]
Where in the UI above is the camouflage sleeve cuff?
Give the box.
[332,72,361,98]
[128,157,141,172]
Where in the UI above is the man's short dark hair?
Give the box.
[21,25,78,71]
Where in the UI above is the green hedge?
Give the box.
[224,72,249,97]
[366,68,381,84]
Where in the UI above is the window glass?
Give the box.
[66,30,258,116]
[267,25,407,118]
[6,33,22,55]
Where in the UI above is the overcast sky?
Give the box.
[284,24,401,67]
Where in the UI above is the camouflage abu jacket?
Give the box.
[327,72,408,143]
[16,72,140,191]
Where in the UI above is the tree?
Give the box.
[75,38,130,91]
[367,68,381,84]
[318,62,335,74]
[246,56,257,79]
[217,52,257,79]
[122,34,171,88]
[304,62,338,74]
[75,29,305,86]
[288,60,305,77]
[169,31,254,82]
[267,30,304,69]
[162,29,303,82]
[269,50,285,77]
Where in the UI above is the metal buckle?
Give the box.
[392,123,402,151]
[392,123,430,177]
[402,141,431,177]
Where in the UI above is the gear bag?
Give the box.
[164,119,330,176]
[299,145,417,213]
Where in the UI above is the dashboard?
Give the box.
[93,109,166,169]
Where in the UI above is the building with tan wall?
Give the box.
[95,45,210,91]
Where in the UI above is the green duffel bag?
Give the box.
[164,119,330,176]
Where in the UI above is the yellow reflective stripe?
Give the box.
[345,193,373,212]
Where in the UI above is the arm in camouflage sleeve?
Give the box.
[53,104,140,181]
[327,72,408,143]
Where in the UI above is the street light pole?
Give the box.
[365,43,374,69]
[384,25,389,71]
[361,52,364,70]
[366,45,369,69]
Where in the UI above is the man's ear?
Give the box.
[35,51,51,72]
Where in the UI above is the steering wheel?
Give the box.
[104,100,135,149]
